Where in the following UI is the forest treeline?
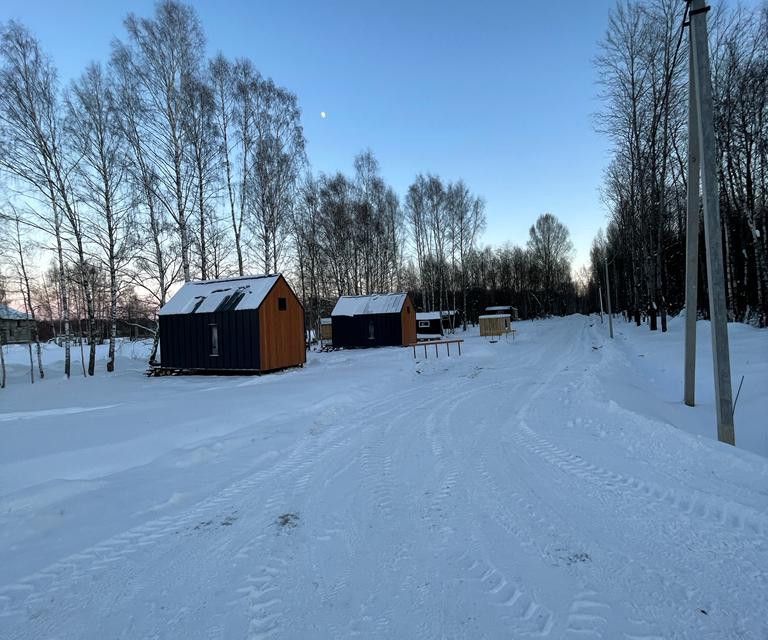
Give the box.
[589,0,767,328]
[0,1,578,378]
[2,0,764,382]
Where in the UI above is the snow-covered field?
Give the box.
[1,315,767,639]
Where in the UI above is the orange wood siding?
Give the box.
[258,276,306,371]
[400,296,417,345]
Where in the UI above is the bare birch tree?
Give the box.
[113,0,205,283]
[0,21,73,376]
[66,62,135,372]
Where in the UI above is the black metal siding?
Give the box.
[159,309,261,370]
[331,313,403,348]
[417,318,443,334]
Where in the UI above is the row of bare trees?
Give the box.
[403,174,486,326]
[592,0,767,328]
[0,1,305,376]
[0,0,583,386]
[0,2,491,379]
[402,210,577,322]
[292,150,404,333]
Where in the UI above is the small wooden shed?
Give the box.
[0,304,34,345]
[331,293,417,348]
[158,274,305,373]
[479,313,512,337]
[319,318,333,342]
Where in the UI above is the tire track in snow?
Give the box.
[451,534,555,638]
[419,376,560,637]
[500,318,766,636]
[231,400,425,640]
[0,381,434,632]
[513,422,768,543]
[475,317,669,638]
[422,384,487,551]
[508,421,768,631]
[410,330,574,637]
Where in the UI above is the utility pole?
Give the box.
[604,254,614,339]
[687,0,735,445]
[598,286,604,323]
[684,12,700,407]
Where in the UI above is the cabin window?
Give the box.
[418,320,430,328]
[210,324,219,356]
[278,297,287,311]
[368,320,375,340]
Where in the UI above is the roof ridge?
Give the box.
[338,292,406,298]
[187,273,280,285]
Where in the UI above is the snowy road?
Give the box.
[1,316,767,639]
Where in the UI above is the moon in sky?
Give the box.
[320,111,327,119]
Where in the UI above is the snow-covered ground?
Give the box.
[0,316,766,639]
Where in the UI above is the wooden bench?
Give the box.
[408,338,464,358]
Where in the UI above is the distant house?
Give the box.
[331,293,416,348]
[416,312,443,338]
[0,304,34,345]
[158,274,305,373]
[486,305,519,320]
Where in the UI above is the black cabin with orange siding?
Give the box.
[158,274,305,373]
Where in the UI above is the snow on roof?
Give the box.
[416,312,441,321]
[331,293,408,317]
[158,274,281,316]
[0,304,31,320]
[479,313,512,320]
[486,305,515,311]
[320,318,332,325]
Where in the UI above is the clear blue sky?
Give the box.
[5,0,626,269]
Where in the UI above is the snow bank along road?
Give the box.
[1,316,767,639]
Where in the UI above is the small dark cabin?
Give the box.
[331,293,417,348]
[0,304,35,345]
[158,274,305,373]
[486,305,519,320]
[416,312,443,337]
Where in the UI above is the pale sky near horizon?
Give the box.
[0,0,673,270]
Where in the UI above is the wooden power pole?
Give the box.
[684,13,700,408]
[598,287,604,323]
[685,0,735,445]
[604,254,613,339]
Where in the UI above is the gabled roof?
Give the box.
[158,274,281,316]
[0,304,31,320]
[331,293,408,317]
[486,305,516,312]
